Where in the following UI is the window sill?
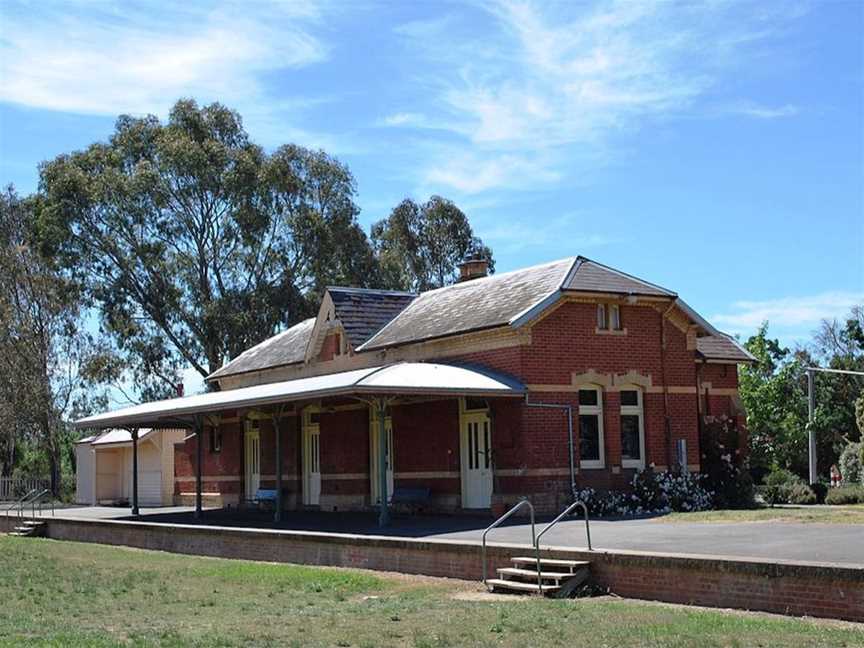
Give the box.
[621,460,644,470]
[579,463,606,470]
[595,327,627,336]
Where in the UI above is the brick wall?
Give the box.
[173,301,745,512]
[21,516,863,623]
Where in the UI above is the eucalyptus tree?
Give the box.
[371,196,494,292]
[37,100,378,393]
[0,187,103,492]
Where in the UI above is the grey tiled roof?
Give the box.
[358,258,575,350]
[564,258,676,297]
[696,334,756,363]
[207,317,315,380]
[329,288,417,349]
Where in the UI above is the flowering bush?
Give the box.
[573,468,713,517]
[700,416,755,509]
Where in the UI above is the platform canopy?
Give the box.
[73,362,526,430]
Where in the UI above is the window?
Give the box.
[209,427,222,454]
[619,388,644,469]
[610,304,621,330]
[463,397,490,412]
[578,387,604,468]
[596,304,607,330]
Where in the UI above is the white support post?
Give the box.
[377,399,390,527]
[131,427,139,516]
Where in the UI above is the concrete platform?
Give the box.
[34,505,864,567]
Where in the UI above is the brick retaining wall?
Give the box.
[3,516,862,622]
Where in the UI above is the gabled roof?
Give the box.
[358,258,575,351]
[328,287,416,349]
[696,334,756,363]
[207,317,315,381]
[563,258,676,297]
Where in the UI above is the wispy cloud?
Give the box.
[712,291,864,339]
[725,102,800,119]
[385,0,807,195]
[0,1,343,148]
[482,211,618,253]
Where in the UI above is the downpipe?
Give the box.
[523,394,577,500]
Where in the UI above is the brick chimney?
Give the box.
[457,254,489,282]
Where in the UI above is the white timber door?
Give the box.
[460,410,493,509]
[369,412,394,505]
[303,411,321,506]
[245,426,261,500]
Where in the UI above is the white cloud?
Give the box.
[482,212,617,252]
[387,0,807,194]
[0,1,329,132]
[725,102,800,119]
[712,292,864,337]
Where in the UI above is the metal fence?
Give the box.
[0,477,49,501]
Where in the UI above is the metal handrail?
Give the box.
[1,489,37,519]
[30,489,53,520]
[533,501,592,590]
[481,498,536,588]
[21,489,49,521]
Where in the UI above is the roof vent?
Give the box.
[457,253,489,282]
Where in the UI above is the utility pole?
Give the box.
[807,368,816,485]
[805,366,864,485]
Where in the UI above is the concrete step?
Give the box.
[510,557,590,572]
[486,578,559,594]
[497,567,573,582]
[22,520,44,527]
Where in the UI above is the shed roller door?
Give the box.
[137,471,162,506]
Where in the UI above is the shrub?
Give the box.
[759,467,808,506]
[809,482,828,504]
[838,442,863,485]
[785,482,817,505]
[825,485,864,506]
[699,416,755,508]
[573,468,713,517]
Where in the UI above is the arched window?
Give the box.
[578,386,605,469]
[619,387,645,469]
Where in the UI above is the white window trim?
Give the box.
[619,387,645,469]
[609,304,621,330]
[578,386,605,469]
[596,304,607,330]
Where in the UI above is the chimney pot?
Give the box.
[457,255,489,282]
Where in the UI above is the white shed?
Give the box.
[74,428,185,507]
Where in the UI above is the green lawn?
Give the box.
[0,536,862,647]
[659,504,864,525]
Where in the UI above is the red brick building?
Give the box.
[79,256,753,516]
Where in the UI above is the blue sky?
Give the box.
[1,0,862,380]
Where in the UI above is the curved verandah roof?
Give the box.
[73,362,526,430]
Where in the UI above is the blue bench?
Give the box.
[250,489,278,509]
[390,487,432,512]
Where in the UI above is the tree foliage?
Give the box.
[36,99,380,392]
[0,187,106,492]
[740,310,864,481]
[371,196,494,292]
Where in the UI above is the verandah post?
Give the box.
[131,427,139,516]
[195,415,203,519]
[274,408,283,523]
[377,399,390,527]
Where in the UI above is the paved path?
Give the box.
[41,506,864,566]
